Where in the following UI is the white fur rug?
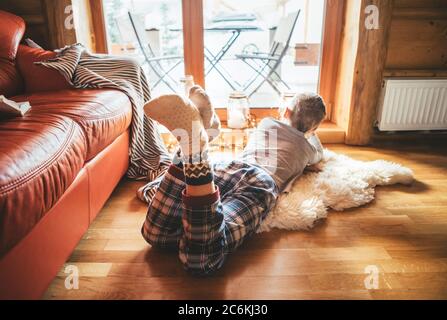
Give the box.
[258,149,414,232]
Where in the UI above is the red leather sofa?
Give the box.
[0,11,132,299]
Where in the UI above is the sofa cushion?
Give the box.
[0,11,26,97]
[0,10,25,61]
[16,45,72,94]
[11,89,132,160]
[0,59,23,97]
[0,114,87,255]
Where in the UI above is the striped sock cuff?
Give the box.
[183,161,213,185]
[183,150,213,186]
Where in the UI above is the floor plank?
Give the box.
[44,143,447,300]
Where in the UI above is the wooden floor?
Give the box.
[44,143,447,300]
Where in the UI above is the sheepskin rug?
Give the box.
[258,149,414,233]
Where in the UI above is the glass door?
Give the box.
[103,0,185,97]
[102,0,339,118]
[202,0,326,108]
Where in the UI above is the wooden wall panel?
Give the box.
[386,20,447,69]
[394,0,447,8]
[0,0,49,48]
[386,3,447,70]
[0,0,78,50]
[375,0,447,141]
[334,0,447,145]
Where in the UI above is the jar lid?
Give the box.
[282,91,296,98]
[229,91,247,99]
[179,75,194,82]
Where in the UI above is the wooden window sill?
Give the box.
[160,120,345,152]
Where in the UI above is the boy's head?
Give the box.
[283,92,326,135]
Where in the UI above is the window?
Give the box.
[104,0,185,96]
[203,0,325,108]
[102,0,341,119]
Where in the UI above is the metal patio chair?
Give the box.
[235,10,301,97]
[116,12,183,92]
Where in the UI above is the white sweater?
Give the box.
[240,118,323,192]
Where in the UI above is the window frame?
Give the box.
[96,0,344,122]
[182,0,344,122]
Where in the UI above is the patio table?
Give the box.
[169,22,262,90]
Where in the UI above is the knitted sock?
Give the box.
[144,94,213,185]
[144,94,208,157]
[183,149,213,186]
[189,85,221,142]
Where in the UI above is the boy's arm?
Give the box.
[307,133,324,165]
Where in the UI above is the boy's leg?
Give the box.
[143,90,217,251]
[143,89,278,274]
[179,161,278,274]
[141,150,185,250]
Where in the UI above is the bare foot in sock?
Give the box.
[144,94,208,157]
[189,85,221,142]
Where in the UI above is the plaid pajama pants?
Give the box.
[142,160,279,275]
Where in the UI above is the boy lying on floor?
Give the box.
[142,86,326,274]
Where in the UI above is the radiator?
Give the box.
[377,79,447,131]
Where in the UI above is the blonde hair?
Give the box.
[289,93,326,133]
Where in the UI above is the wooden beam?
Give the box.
[319,0,345,121]
[88,0,108,53]
[42,0,77,49]
[333,0,394,145]
[346,0,393,145]
[182,0,205,87]
[332,0,361,133]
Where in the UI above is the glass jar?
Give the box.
[179,75,194,97]
[227,91,249,129]
[279,91,296,119]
